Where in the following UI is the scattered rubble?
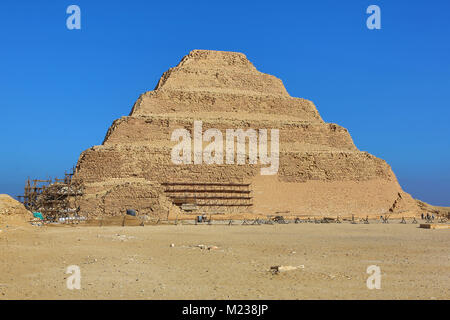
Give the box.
[195,244,219,250]
[114,234,136,242]
[270,265,305,274]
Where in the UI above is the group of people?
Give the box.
[379,213,435,222]
[421,213,434,220]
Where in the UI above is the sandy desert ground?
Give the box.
[0,221,449,300]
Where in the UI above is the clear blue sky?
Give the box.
[0,0,449,206]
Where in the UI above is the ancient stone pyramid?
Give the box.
[73,49,420,219]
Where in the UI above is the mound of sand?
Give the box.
[0,194,30,216]
[0,194,32,227]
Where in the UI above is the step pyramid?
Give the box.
[72,49,420,219]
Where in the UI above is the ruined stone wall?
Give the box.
[76,179,182,218]
[130,91,322,121]
[102,116,356,152]
[76,147,392,183]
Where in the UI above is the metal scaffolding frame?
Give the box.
[17,166,83,221]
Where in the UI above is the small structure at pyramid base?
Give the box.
[69,50,436,220]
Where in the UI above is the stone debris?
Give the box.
[114,234,136,242]
[270,265,304,274]
[84,256,98,264]
[195,244,219,250]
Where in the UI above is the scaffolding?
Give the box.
[162,182,253,213]
[18,178,52,209]
[17,166,83,221]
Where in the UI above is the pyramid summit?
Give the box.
[72,49,421,219]
[152,49,290,96]
[130,49,321,121]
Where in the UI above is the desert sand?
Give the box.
[1,222,448,300]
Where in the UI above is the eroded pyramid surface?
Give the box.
[73,50,420,219]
